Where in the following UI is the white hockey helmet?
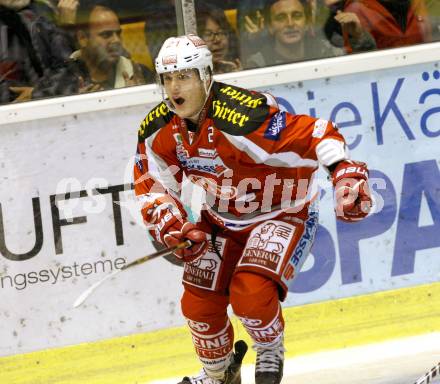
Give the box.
[155,34,213,83]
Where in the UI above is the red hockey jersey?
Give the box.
[134,81,347,230]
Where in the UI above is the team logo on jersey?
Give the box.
[264,111,286,141]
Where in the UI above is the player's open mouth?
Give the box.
[173,97,185,106]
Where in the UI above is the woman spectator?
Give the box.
[197,4,242,74]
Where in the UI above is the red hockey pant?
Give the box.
[181,271,284,371]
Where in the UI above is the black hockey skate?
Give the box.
[178,340,248,384]
[254,341,285,384]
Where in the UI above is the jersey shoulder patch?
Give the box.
[209,82,270,136]
[138,102,174,140]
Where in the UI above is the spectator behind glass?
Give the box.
[425,0,439,40]
[197,4,242,74]
[73,3,154,93]
[236,0,269,61]
[343,0,432,50]
[143,0,177,64]
[0,0,78,104]
[245,0,343,68]
[322,0,350,47]
[34,0,79,26]
[322,0,376,51]
[32,0,80,52]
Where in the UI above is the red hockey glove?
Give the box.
[331,160,372,222]
[163,221,208,263]
[143,195,208,263]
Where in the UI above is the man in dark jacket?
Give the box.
[0,0,78,104]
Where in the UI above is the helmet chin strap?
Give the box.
[189,77,214,122]
[161,76,213,121]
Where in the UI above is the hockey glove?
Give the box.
[143,195,208,263]
[331,160,372,222]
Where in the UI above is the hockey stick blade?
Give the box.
[73,240,191,308]
[414,362,440,384]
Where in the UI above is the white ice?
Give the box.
[149,333,440,384]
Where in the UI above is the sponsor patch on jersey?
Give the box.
[183,237,225,290]
[312,119,328,138]
[264,111,287,141]
[210,83,270,135]
[183,156,229,176]
[135,149,143,172]
[239,220,296,273]
[198,148,217,158]
[139,103,170,137]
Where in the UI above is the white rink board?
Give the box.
[1,59,439,356]
[273,60,440,307]
[0,104,185,356]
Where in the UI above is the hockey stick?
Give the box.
[414,362,440,384]
[73,240,191,308]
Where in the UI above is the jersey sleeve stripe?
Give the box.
[222,132,318,168]
[145,131,181,193]
[315,138,348,166]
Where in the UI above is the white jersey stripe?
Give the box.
[222,132,318,168]
[145,131,181,193]
[315,138,348,166]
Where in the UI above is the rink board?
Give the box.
[0,282,438,383]
[0,44,439,358]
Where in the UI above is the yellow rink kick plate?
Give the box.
[0,282,439,384]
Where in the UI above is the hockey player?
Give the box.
[133,34,372,384]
